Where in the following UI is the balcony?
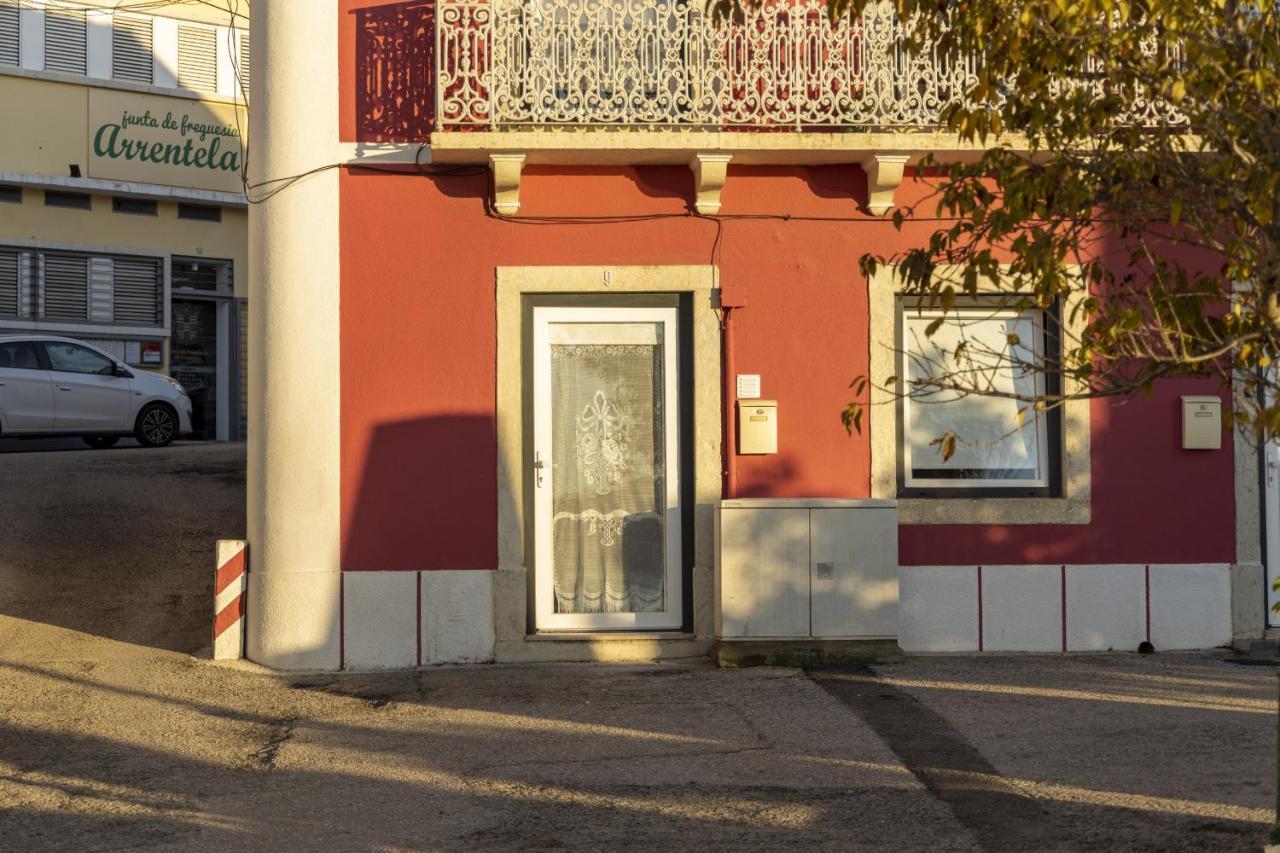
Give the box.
[352,0,1003,212]
[434,0,977,130]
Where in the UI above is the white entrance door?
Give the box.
[532,306,682,631]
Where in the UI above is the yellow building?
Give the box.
[0,0,248,440]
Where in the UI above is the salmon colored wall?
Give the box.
[339,165,1237,570]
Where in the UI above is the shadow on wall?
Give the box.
[733,454,800,498]
[353,1,436,143]
[343,414,503,571]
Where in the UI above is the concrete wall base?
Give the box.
[1231,561,1266,641]
[899,564,1231,654]
[246,570,341,671]
[336,570,496,670]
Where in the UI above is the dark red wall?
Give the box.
[338,166,1236,570]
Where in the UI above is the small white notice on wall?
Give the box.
[124,341,141,365]
[737,374,762,399]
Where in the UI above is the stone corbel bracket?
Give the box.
[489,153,526,216]
[860,154,911,216]
[690,153,733,215]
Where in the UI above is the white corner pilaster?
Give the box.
[690,153,732,215]
[245,1,342,671]
[861,154,910,216]
[19,4,44,71]
[489,153,525,216]
[86,9,112,79]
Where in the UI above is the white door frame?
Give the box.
[1265,437,1279,627]
[531,305,683,631]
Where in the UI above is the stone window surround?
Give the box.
[868,265,1093,525]
[494,265,722,659]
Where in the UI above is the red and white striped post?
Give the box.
[214,540,248,659]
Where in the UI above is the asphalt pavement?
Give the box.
[0,443,1274,851]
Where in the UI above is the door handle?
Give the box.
[57,385,72,391]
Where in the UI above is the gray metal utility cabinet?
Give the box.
[714,498,899,640]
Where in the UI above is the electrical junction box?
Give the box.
[1181,396,1222,450]
[715,498,899,640]
[737,399,777,454]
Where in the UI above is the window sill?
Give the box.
[898,497,1091,526]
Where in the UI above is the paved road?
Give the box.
[0,441,244,654]
[0,444,1275,851]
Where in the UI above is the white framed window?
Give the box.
[899,303,1058,494]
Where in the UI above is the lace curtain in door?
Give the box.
[550,327,666,614]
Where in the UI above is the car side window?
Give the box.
[43,342,116,376]
[0,341,41,371]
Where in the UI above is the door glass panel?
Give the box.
[549,322,666,614]
[170,299,218,440]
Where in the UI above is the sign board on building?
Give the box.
[87,90,247,195]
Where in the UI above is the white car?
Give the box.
[0,335,192,448]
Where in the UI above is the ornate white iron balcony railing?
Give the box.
[435,0,981,129]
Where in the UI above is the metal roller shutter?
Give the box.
[44,8,87,74]
[112,15,153,83]
[177,24,217,91]
[0,248,17,316]
[112,257,163,324]
[42,254,88,321]
[0,0,18,67]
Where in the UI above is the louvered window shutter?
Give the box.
[237,31,250,93]
[0,248,17,316]
[112,14,153,83]
[88,258,114,322]
[42,254,89,321]
[112,257,163,325]
[177,24,216,90]
[0,0,18,67]
[45,9,87,74]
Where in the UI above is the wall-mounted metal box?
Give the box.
[1181,395,1222,450]
[737,399,777,454]
[715,498,899,639]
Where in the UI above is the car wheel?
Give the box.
[135,404,178,447]
[83,436,120,449]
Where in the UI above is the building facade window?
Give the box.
[0,245,163,328]
[111,14,154,83]
[43,8,87,75]
[177,202,221,222]
[112,197,158,216]
[0,184,20,204]
[898,302,1062,497]
[0,6,246,97]
[0,1,17,67]
[44,190,91,210]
